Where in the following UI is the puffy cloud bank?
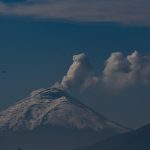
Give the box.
[57,51,150,91]
[0,0,150,25]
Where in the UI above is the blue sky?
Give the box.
[0,0,150,129]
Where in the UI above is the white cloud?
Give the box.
[0,0,150,25]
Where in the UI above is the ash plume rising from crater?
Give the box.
[55,53,99,91]
[56,51,150,92]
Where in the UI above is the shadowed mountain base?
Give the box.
[78,124,150,150]
[0,126,120,150]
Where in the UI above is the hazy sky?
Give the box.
[0,0,150,129]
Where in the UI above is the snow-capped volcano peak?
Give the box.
[0,87,127,133]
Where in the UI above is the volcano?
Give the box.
[0,87,128,150]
